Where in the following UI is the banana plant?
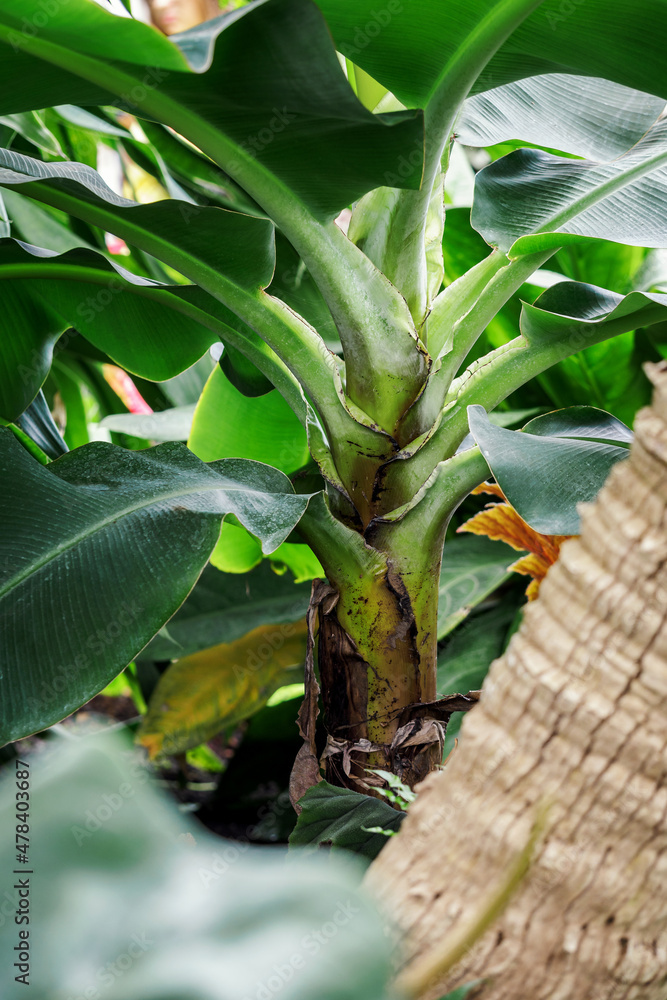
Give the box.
[1,0,667,793]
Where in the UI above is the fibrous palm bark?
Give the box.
[368,362,667,1000]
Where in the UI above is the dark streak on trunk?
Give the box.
[317,570,441,791]
[318,599,369,787]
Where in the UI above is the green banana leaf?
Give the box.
[467,404,631,533]
[318,0,667,108]
[457,74,665,161]
[473,118,667,256]
[0,430,313,743]
[0,231,305,422]
[0,0,424,219]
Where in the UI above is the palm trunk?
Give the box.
[368,362,667,999]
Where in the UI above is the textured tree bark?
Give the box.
[368,362,667,1000]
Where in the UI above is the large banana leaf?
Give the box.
[522,280,667,343]
[0,430,312,744]
[317,0,667,107]
[0,0,423,219]
[473,118,667,256]
[0,229,307,422]
[0,240,213,420]
[0,148,350,425]
[467,405,631,533]
[0,152,274,289]
[457,74,666,161]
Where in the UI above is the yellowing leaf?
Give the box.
[138,620,308,759]
[458,484,575,600]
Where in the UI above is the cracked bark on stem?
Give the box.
[367,361,667,1000]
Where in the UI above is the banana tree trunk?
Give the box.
[292,444,488,799]
[367,362,667,999]
[316,559,441,790]
[293,449,489,797]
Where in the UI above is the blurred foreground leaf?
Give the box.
[0,732,392,999]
